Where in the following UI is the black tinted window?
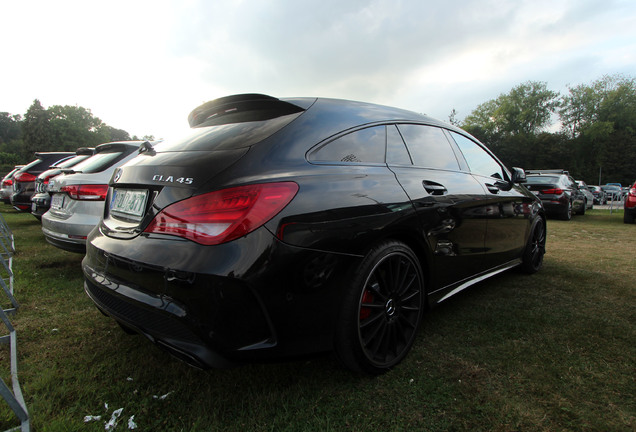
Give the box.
[310,126,385,164]
[450,132,504,179]
[386,125,412,165]
[397,125,459,170]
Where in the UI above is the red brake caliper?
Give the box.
[359,289,374,320]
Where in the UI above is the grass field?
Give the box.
[0,207,634,431]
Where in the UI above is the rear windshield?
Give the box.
[526,175,560,184]
[56,154,91,169]
[154,112,302,152]
[72,148,133,173]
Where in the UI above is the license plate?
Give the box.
[31,202,36,212]
[51,194,65,209]
[110,189,148,219]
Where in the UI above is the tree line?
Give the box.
[0,99,153,172]
[2,76,635,186]
[457,74,636,186]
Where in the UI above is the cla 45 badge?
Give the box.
[152,175,194,185]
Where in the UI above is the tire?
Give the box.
[577,199,586,215]
[624,210,635,224]
[560,201,572,220]
[519,216,546,274]
[334,241,424,374]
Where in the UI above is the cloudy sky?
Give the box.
[1,0,635,139]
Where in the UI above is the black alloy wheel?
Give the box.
[335,241,424,374]
[519,216,546,274]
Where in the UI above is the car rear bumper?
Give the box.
[41,212,101,252]
[82,225,359,367]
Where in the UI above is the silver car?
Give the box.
[41,141,145,252]
[576,180,594,209]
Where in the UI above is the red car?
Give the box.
[624,180,636,224]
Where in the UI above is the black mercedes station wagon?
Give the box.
[82,94,546,374]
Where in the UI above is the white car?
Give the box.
[41,141,147,252]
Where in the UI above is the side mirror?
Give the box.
[511,167,526,184]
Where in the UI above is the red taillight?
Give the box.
[630,187,636,197]
[144,182,299,245]
[14,172,36,182]
[61,184,108,201]
[542,188,564,195]
[2,179,12,187]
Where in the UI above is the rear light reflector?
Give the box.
[630,187,636,197]
[61,184,108,201]
[144,182,299,245]
[2,179,13,187]
[14,172,36,182]
[542,188,563,195]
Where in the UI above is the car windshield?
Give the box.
[526,175,560,184]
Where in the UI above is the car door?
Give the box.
[387,124,488,291]
[448,131,534,269]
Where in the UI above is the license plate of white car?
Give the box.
[51,194,65,209]
[110,189,148,219]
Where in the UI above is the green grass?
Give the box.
[0,207,634,431]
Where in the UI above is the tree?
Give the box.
[463,81,560,143]
[559,74,636,185]
[0,112,22,144]
[448,108,460,126]
[22,99,52,157]
[101,126,131,142]
[48,105,107,150]
[560,74,636,138]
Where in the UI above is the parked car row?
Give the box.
[4,94,551,374]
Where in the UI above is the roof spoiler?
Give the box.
[187,93,305,128]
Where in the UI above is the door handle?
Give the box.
[423,181,447,195]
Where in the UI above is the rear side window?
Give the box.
[396,125,460,170]
[309,126,386,164]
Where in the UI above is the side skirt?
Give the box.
[430,260,521,304]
